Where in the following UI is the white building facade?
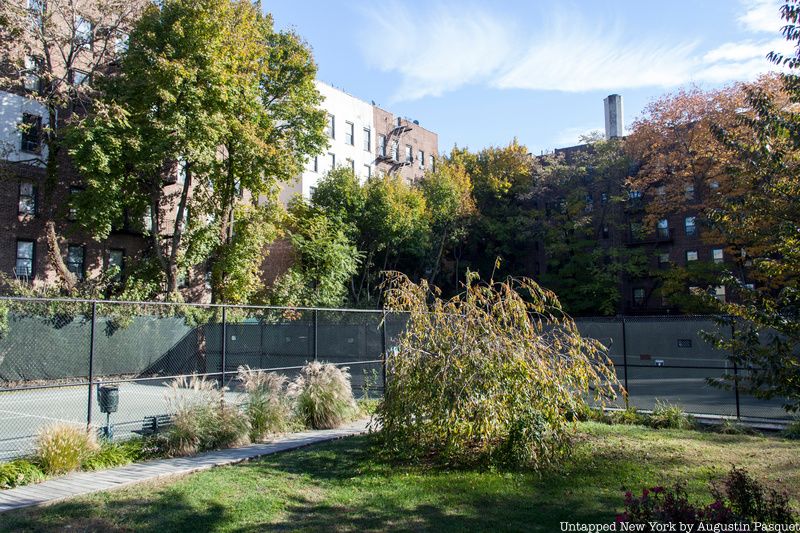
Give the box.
[278,81,376,204]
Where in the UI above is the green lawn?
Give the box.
[3,423,799,532]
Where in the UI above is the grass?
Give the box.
[2,422,799,532]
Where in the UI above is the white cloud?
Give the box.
[738,0,784,34]
[358,2,786,102]
[359,1,515,101]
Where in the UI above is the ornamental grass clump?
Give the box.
[291,361,357,429]
[161,374,249,456]
[237,366,293,441]
[376,270,620,469]
[35,423,99,475]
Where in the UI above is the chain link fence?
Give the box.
[575,315,793,423]
[0,298,794,462]
[0,297,404,461]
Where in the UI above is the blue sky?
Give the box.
[265,1,789,154]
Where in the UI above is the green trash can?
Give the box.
[97,384,119,414]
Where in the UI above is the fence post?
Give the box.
[221,305,227,387]
[621,316,629,406]
[86,301,96,430]
[731,321,741,419]
[381,309,388,394]
[313,309,318,361]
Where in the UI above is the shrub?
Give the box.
[376,271,619,469]
[35,423,99,475]
[782,419,800,440]
[237,366,292,441]
[291,361,357,430]
[647,401,695,430]
[609,406,648,426]
[618,467,796,527]
[0,459,45,489]
[715,419,757,435]
[161,375,250,456]
[82,438,149,471]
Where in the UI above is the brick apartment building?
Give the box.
[540,95,733,315]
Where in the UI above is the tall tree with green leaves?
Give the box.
[68,0,326,300]
[535,138,647,316]
[418,155,475,290]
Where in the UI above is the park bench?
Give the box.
[132,414,174,436]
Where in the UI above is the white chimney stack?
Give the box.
[604,94,624,140]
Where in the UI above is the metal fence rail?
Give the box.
[0,298,794,462]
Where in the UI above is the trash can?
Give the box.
[97,384,119,414]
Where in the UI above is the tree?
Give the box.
[310,169,429,306]
[68,0,326,300]
[417,155,475,290]
[0,0,148,288]
[267,200,361,308]
[459,140,537,280]
[535,139,647,315]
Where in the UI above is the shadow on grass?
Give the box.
[1,490,230,533]
[2,426,761,533]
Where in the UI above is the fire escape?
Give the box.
[376,118,413,174]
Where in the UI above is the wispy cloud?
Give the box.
[358,2,788,102]
[738,0,784,34]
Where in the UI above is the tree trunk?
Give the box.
[45,221,77,291]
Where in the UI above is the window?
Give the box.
[18,181,36,215]
[15,240,34,278]
[658,252,670,265]
[601,192,608,205]
[325,114,335,138]
[68,187,82,221]
[114,32,128,54]
[584,194,594,212]
[363,165,371,179]
[377,134,386,157]
[657,219,669,238]
[744,283,755,291]
[713,286,726,303]
[601,225,609,239]
[75,16,92,49]
[685,184,695,200]
[346,158,354,172]
[23,56,41,92]
[328,152,335,169]
[67,245,85,280]
[686,250,698,262]
[684,216,696,236]
[709,180,720,191]
[345,121,354,145]
[363,127,371,151]
[677,339,692,348]
[71,69,89,86]
[633,288,646,307]
[391,141,399,161]
[176,158,187,185]
[628,190,642,200]
[430,156,436,172]
[712,248,723,264]
[405,144,412,163]
[20,113,42,154]
[108,249,124,280]
[312,156,318,172]
[418,150,425,169]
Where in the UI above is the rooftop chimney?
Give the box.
[604,94,624,140]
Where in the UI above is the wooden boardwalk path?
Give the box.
[0,418,370,513]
